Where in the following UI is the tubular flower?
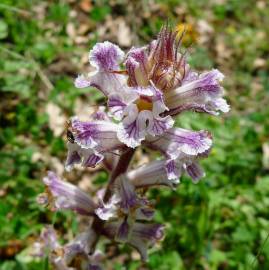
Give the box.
[127,159,182,189]
[38,23,230,266]
[103,221,164,262]
[95,174,155,242]
[126,155,206,189]
[65,112,125,171]
[37,172,98,215]
[145,127,212,159]
[34,226,103,270]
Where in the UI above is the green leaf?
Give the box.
[0,20,8,39]
[232,227,256,243]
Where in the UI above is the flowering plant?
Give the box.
[37,24,229,269]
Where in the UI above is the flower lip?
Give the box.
[89,41,125,71]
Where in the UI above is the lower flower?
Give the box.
[37,172,97,216]
[103,221,164,261]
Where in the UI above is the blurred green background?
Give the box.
[0,0,269,269]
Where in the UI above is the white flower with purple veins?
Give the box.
[39,23,230,267]
[65,114,125,170]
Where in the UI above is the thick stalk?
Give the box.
[90,147,136,252]
[103,147,136,202]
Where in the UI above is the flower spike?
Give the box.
[39,22,230,268]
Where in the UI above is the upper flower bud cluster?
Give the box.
[75,25,229,149]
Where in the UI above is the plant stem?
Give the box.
[103,147,136,202]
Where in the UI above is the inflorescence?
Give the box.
[36,24,229,270]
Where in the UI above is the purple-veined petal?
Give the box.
[33,226,65,265]
[126,47,149,87]
[134,198,155,221]
[107,85,139,121]
[89,41,124,71]
[107,94,128,120]
[101,174,156,221]
[165,159,181,180]
[71,117,98,148]
[147,116,173,136]
[117,120,143,148]
[133,85,157,97]
[165,69,223,103]
[152,99,168,115]
[167,100,230,116]
[166,128,212,156]
[65,131,124,170]
[82,151,104,168]
[146,128,212,159]
[65,142,105,170]
[73,42,126,97]
[146,99,174,136]
[95,206,117,221]
[75,42,126,96]
[113,84,171,144]
[58,229,102,269]
[147,106,174,136]
[182,69,199,84]
[117,104,146,148]
[165,69,229,115]
[34,227,70,270]
[185,160,205,183]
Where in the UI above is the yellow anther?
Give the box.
[136,98,153,112]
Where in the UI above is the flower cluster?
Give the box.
[37,25,229,269]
